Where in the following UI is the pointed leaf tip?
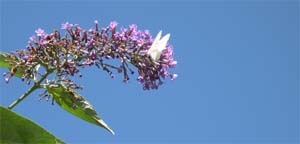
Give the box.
[44,84,115,135]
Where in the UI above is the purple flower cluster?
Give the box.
[4,21,177,90]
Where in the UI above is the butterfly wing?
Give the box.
[148,31,162,53]
[157,33,170,52]
[149,33,170,61]
[147,31,170,61]
[148,31,162,61]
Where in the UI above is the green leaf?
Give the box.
[0,51,25,77]
[44,84,115,135]
[0,106,64,143]
[0,52,12,68]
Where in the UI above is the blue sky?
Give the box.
[0,0,299,143]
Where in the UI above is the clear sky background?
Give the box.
[0,0,299,143]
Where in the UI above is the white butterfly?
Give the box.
[147,31,170,61]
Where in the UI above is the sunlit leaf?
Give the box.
[0,51,25,77]
[44,84,115,135]
[0,106,64,143]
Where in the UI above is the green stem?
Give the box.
[7,69,53,110]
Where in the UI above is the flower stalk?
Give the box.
[8,69,53,110]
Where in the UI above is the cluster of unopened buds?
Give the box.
[3,20,177,90]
